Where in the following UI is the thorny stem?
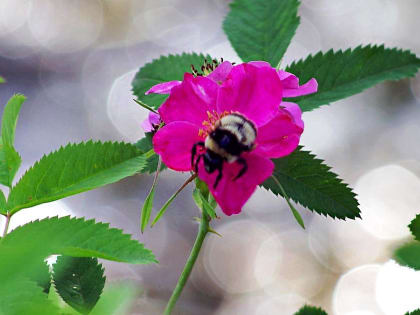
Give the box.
[2,213,11,238]
[163,211,210,315]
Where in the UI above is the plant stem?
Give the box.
[163,212,210,315]
[2,213,11,237]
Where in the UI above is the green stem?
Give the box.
[2,213,11,238]
[163,212,210,315]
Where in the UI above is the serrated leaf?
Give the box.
[53,256,105,314]
[0,189,6,214]
[286,45,420,111]
[295,305,328,315]
[132,53,213,109]
[223,0,300,67]
[409,214,420,241]
[405,310,420,315]
[28,261,51,294]
[394,242,420,271]
[6,141,148,214]
[1,216,157,264]
[0,278,60,315]
[262,146,360,220]
[90,284,137,315]
[135,133,166,174]
[0,94,25,187]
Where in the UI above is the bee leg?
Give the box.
[194,154,203,173]
[234,157,247,180]
[213,165,223,189]
[191,142,205,168]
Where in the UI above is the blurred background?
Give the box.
[1,0,420,314]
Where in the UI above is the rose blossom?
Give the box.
[146,61,317,215]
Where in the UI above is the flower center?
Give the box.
[198,110,230,138]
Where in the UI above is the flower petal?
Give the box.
[278,70,318,98]
[153,121,202,171]
[217,63,282,127]
[254,108,303,158]
[141,112,161,132]
[198,153,274,215]
[145,80,182,95]
[158,73,219,126]
[281,101,304,129]
[207,61,233,84]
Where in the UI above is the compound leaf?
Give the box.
[295,305,328,315]
[223,0,300,67]
[262,146,360,220]
[286,45,420,112]
[6,141,148,214]
[132,53,213,109]
[0,94,25,187]
[0,216,157,264]
[53,256,105,314]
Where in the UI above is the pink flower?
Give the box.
[141,112,162,133]
[147,61,317,216]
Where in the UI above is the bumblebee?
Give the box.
[191,113,257,188]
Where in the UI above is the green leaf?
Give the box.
[409,214,420,241]
[1,216,157,264]
[0,76,5,83]
[53,256,105,314]
[135,133,166,174]
[0,94,25,187]
[223,0,300,67]
[270,175,305,228]
[141,183,156,233]
[6,141,148,214]
[0,278,60,315]
[262,146,360,220]
[90,284,137,315]
[286,45,420,112]
[28,261,51,294]
[295,305,328,315]
[0,189,6,214]
[405,310,420,315]
[192,188,217,219]
[132,53,213,109]
[394,242,420,271]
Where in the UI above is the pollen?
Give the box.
[198,110,230,138]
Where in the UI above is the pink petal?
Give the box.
[247,61,271,68]
[281,102,304,129]
[158,73,219,126]
[145,80,182,95]
[141,112,161,132]
[198,153,274,215]
[253,108,303,158]
[218,63,282,127]
[207,61,233,84]
[141,118,153,133]
[278,70,318,98]
[153,121,202,171]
